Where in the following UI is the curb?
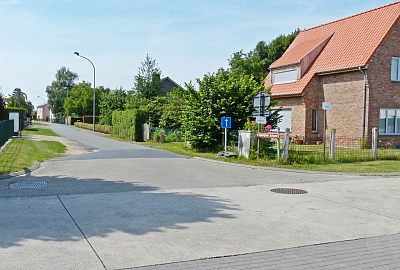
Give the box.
[0,161,41,181]
[192,157,400,177]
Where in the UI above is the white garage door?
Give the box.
[277,109,292,131]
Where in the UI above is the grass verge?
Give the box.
[22,127,59,137]
[0,138,66,175]
[144,141,400,173]
[32,122,49,126]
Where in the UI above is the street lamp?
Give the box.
[74,51,96,132]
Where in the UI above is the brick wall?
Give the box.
[367,18,400,147]
[274,96,305,138]
[319,71,365,138]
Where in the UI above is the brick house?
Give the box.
[265,2,400,146]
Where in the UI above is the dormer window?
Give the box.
[271,67,299,85]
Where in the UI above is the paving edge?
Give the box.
[0,161,41,181]
[192,157,400,177]
[126,232,400,270]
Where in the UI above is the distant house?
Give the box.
[37,103,53,122]
[265,2,400,146]
[161,77,181,94]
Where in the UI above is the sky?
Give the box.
[0,0,396,107]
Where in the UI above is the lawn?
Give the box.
[22,127,59,137]
[0,138,66,175]
[32,122,49,126]
[144,141,400,173]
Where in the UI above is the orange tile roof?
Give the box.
[267,2,400,97]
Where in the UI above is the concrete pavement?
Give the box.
[0,123,399,269]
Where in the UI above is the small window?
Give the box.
[379,108,400,135]
[391,57,400,81]
[311,109,318,132]
[272,68,298,85]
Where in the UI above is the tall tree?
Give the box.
[133,55,162,99]
[229,29,300,82]
[46,67,78,118]
[64,82,107,117]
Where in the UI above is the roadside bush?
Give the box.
[112,109,146,141]
[74,122,112,134]
[68,116,82,125]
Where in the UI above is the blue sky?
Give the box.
[0,0,395,107]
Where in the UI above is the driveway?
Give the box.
[0,123,399,269]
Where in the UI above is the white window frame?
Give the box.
[391,57,400,82]
[271,68,299,85]
[379,108,400,135]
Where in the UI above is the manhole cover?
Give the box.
[9,181,48,190]
[271,188,307,194]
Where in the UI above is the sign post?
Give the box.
[322,102,332,160]
[252,91,270,158]
[219,116,234,157]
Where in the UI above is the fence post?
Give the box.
[372,127,378,160]
[330,129,336,160]
[282,128,290,161]
[276,127,280,161]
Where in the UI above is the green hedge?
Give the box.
[74,122,112,134]
[112,110,146,141]
[68,116,82,126]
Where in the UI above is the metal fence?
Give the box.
[0,120,14,148]
[238,128,400,163]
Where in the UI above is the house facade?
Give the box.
[265,2,400,147]
[37,103,52,122]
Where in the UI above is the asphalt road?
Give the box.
[0,123,399,269]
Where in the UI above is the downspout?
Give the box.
[359,66,367,139]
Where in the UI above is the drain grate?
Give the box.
[271,188,307,194]
[9,181,48,190]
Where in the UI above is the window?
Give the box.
[271,68,298,85]
[391,57,400,81]
[379,109,400,135]
[311,109,318,132]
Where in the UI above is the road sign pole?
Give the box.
[257,91,262,158]
[224,128,228,153]
[323,110,326,160]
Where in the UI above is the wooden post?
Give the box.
[330,129,336,160]
[282,128,290,161]
[372,127,378,160]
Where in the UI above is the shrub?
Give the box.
[74,122,112,134]
[112,109,146,141]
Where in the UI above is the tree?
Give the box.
[0,92,5,120]
[159,88,186,130]
[46,67,78,118]
[64,82,107,117]
[181,69,260,151]
[99,88,127,125]
[229,29,299,82]
[133,55,162,99]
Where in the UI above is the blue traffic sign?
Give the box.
[221,116,232,129]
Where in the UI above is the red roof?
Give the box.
[266,2,400,97]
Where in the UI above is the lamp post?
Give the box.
[74,51,96,132]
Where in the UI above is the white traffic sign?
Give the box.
[322,102,332,110]
[255,116,267,124]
